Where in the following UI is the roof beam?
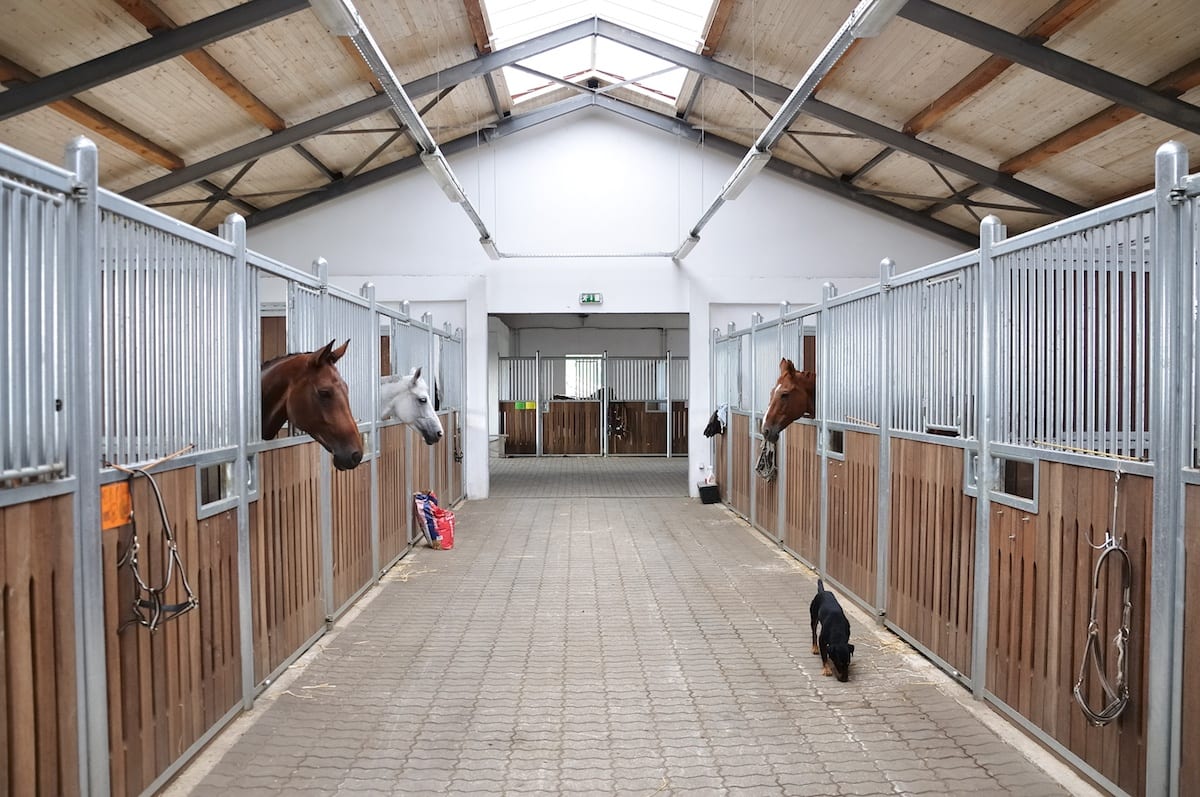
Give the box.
[1001,54,1200,174]
[594,18,1083,216]
[247,92,976,246]
[0,53,183,170]
[110,0,337,181]
[124,19,597,201]
[898,0,1200,135]
[0,0,308,122]
[903,0,1101,135]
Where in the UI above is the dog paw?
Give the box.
[811,644,819,655]
[821,664,832,677]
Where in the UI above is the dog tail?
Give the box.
[817,579,825,594]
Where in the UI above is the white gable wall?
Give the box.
[248,109,968,499]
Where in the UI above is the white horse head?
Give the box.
[380,367,444,445]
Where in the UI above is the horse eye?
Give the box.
[418,396,428,404]
[318,388,334,400]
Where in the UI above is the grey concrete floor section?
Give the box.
[172,458,1097,796]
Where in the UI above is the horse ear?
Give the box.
[411,366,422,382]
[313,339,336,366]
[328,340,350,363]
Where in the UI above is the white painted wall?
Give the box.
[248,108,968,499]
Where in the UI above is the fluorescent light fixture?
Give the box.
[852,0,908,38]
[420,151,467,204]
[309,0,360,36]
[721,149,771,200]
[480,237,500,260]
[673,234,700,261]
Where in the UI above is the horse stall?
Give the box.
[0,139,466,796]
[707,142,1198,796]
[497,353,688,457]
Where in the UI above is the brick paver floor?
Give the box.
[171,458,1096,796]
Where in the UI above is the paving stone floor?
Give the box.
[172,458,1095,796]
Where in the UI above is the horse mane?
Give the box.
[261,351,304,370]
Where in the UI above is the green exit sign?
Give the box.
[580,292,603,305]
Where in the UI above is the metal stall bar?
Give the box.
[66,137,109,797]
[971,216,1005,698]
[818,284,835,575]
[876,259,895,619]
[221,214,255,712]
[1147,141,1191,797]
[364,284,380,582]
[313,258,335,625]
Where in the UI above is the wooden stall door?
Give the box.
[250,444,323,685]
[783,423,820,564]
[988,463,1151,796]
[826,431,878,605]
[103,467,240,797]
[544,402,601,455]
[1183,484,1200,791]
[728,414,751,517]
[499,402,536,455]
[331,465,372,610]
[377,423,409,566]
[1,495,79,797]
[886,438,975,677]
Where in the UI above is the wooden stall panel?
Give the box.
[544,402,601,455]
[250,444,323,685]
[409,428,434,494]
[1,495,78,797]
[988,463,1151,796]
[377,424,409,566]
[671,402,689,455]
[449,411,463,503]
[754,451,780,539]
[714,429,726,491]
[499,402,536,455]
[260,316,286,364]
[331,464,372,610]
[608,402,666,455]
[434,419,451,498]
[102,467,240,797]
[729,413,751,517]
[826,431,878,604]
[783,423,820,563]
[1183,484,1200,791]
[887,439,975,677]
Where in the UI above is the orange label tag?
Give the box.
[101,483,132,530]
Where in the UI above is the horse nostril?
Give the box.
[351,450,363,465]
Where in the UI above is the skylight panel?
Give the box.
[482,0,716,106]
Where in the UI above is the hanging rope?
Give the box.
[1072,470,1133,726]
[114,466,199,632]
[755,439,777,481]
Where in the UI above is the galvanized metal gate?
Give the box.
[707,142,1199,797]
[498,352,689,456]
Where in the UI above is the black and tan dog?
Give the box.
[810,579,854,682]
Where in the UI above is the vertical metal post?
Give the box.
[710,327,718,491]
[363,283,380,578]
[776,303,789,543]
[818,284,835,575]
[222,214,255,710]
[314,258,334,625]
[665,350,672,459]
[602,350,610,457]
[67,137,110,797]
[727,323,735,492]
[1147,141,1190,797]
[971,216,1005,697]
[749,312,762,527]
[423,313,436,493]
[876,259,895,618]
[534,349,543,457]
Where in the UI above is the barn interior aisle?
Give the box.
[488,456,689,497]
[165,482,1093,796]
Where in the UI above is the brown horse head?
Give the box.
[761,358,816,443]
[261,340,363,470]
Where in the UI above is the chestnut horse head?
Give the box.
[261,340,363,470]
[761,358,816,444]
